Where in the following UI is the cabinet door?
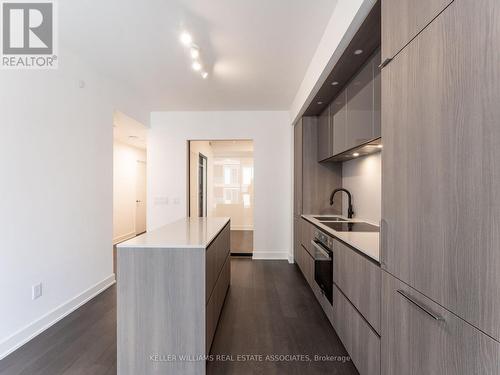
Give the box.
[300,218,315,257]
[293,119,302,216]
[381,0,453,62]
[317,106,331,161]
[346,59,374,150]
[331,90,347,155]
[333,240,381,333]
[372,49,381,139]
[382,271,500,375]
[382,0,500,341]
[332,285,380,375]
[293,217,301,264]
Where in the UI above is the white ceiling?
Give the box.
[60,0,338,111]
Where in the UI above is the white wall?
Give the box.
[148,111,291,259]
[342,153,381,224]
[289,0,376,123]
[0,49,149,359]
[113,141,147,243]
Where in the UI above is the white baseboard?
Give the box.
[113,232,136,245]
[252,251,289,260]
[0,274,116,360]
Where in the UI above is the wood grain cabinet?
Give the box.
[381,0,453,62]
[331,89,347,156]
[317,106,331,162]
[382,0,500,341]
[332,285,380,375]
[346,57,376,150]
[333,239,381,334]
[382,271,500,375]
[300,218,315,257]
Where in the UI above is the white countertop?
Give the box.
[117,217,230,249]
[302,215,380,263]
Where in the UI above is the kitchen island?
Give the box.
[116,217,231,375]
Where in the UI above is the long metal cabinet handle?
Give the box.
[380,219,387,267]
[379,57,393,69]
[311,240,331,259]
[397,290,445,321]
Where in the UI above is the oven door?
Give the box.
[312,240,333,304]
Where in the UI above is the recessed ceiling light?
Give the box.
[201,71,208,79]
[331,81,339,86]
[190,47,200,59]
[354,49,363,55]
[192,61,202,71]
[180,32,193,46]
[317,101,323,105]
[352,152,360,157]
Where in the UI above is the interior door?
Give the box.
[135,161,147,235]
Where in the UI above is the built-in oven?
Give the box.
[312,229,333,305]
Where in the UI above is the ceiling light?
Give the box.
[377,144,383,149]
[201,71,208,79]
[331,81,339,86]
[352,152,360,157]
[354,49,363,55]
[190,47,200,59]
[317,101,323,105]
[180,32,193,46]
[192,61,202,71]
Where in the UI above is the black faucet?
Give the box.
[329,188,354,219]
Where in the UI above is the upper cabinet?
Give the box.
[381,0,453,62]
[346,53,377,150]
[317,106,331,162]
[317,50,381,162]
[382,0,500,342]
[331,90,347,156]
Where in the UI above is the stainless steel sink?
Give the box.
[313,216,348,222]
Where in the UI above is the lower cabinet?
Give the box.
[332,285,381,375]
[205,224,231,353]
[333,239,381,333]
[382,271,500,375]
[300,218,315,257]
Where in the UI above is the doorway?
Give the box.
[135,160,147,234]
[188,140,254,255]
[198,153,208,217]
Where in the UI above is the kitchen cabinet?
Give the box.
[346,57,375,150]
[332,285,380,375]
[301,117,342,215]
[381,0,453,62]
[382,0,500,341]
[331,89,347,156]
[382,271,500,375]
[333,239,381,333]
[319,50,381,160]
[293,118,302,217]
[317,106,331,162]
[300,218,315,257]
[293,217,301,266]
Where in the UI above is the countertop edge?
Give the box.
[116,217,230,249]
[301,215,380,263]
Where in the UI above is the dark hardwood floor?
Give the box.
[0,259,358,375]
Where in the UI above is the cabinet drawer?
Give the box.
[300,218,315,257]
[381,0,452,61]
[332,285,380,375]
[382,271,500,375]
[333,239,381,333]
[206,253,230,353]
